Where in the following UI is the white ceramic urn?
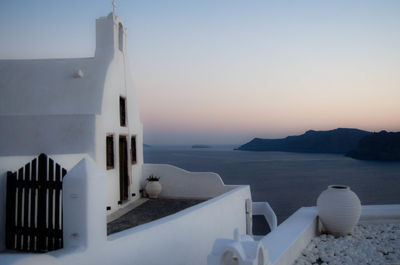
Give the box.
[145,181,162,198]
[317,185,361,236]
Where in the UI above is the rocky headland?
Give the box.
[237,128,370,154]
[237,128,400,161]
[346,131,400,161]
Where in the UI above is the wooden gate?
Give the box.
[5,153,67,252]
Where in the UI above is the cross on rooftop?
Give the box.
[112,0,117,15]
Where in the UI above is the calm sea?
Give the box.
[144,145,400,225]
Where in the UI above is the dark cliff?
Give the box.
[237,128,371,154]
[346,131,400,161]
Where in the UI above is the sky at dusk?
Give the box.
[1,0,399,145]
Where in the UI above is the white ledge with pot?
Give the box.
[260,204,400,265]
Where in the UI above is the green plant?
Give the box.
[147,174,160,182]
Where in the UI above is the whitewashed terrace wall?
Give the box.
[100,186,251,265]
[260,204,400,265]
[141,163,236,199]
[0,158,251,265]
[261,207,318,265]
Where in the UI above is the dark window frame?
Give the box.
[106,134,114,170]
[131,135,137,164]
[119,134,129,201]
[118,23,124,52]
[120,96,127,127]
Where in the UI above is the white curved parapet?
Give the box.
[141,163,235,198]
[208,229,272,265]
[252,202,278,231]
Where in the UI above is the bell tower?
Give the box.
[95,1,126,58]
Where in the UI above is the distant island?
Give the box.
[346,131,400,161]
[237,128,371,154]
[192,144,211,149]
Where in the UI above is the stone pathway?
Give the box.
[107,198,205,235]
[295,223,400,265]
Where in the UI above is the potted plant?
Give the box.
[145,175,162,198]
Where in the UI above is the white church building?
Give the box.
[0,10,143,213]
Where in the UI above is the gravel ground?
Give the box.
[295,223,400,265]
[107,199,205,235]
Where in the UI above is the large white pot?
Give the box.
[145,181,162,198]
[317,185,361,236]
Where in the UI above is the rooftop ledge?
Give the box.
[261,204,400,265]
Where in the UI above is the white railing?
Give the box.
[252,202,278,231]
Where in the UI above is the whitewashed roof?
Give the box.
[0,57,108,115]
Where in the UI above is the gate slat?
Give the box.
[61,168,67,248]
[54,164,62,249]
[23,163,30,251]
[37,154,48,252]
[60,168,67,248]
[16,167,24,250]
[5,171,17,249]
[48,159,54,250]
[30,158,37,251]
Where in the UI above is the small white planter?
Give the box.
[145,181,162,199]
[317,185,361,236]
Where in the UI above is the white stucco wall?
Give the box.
[100,186,251,265]
[0,157,251,265]
[142,164,236,199]
[0,115,96,156]
[359,204,400,223]
[94,14,144,213]
[62,158,107,250]
[0,57,109,116]
[262,207,318,265]
[259,204,400,265]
